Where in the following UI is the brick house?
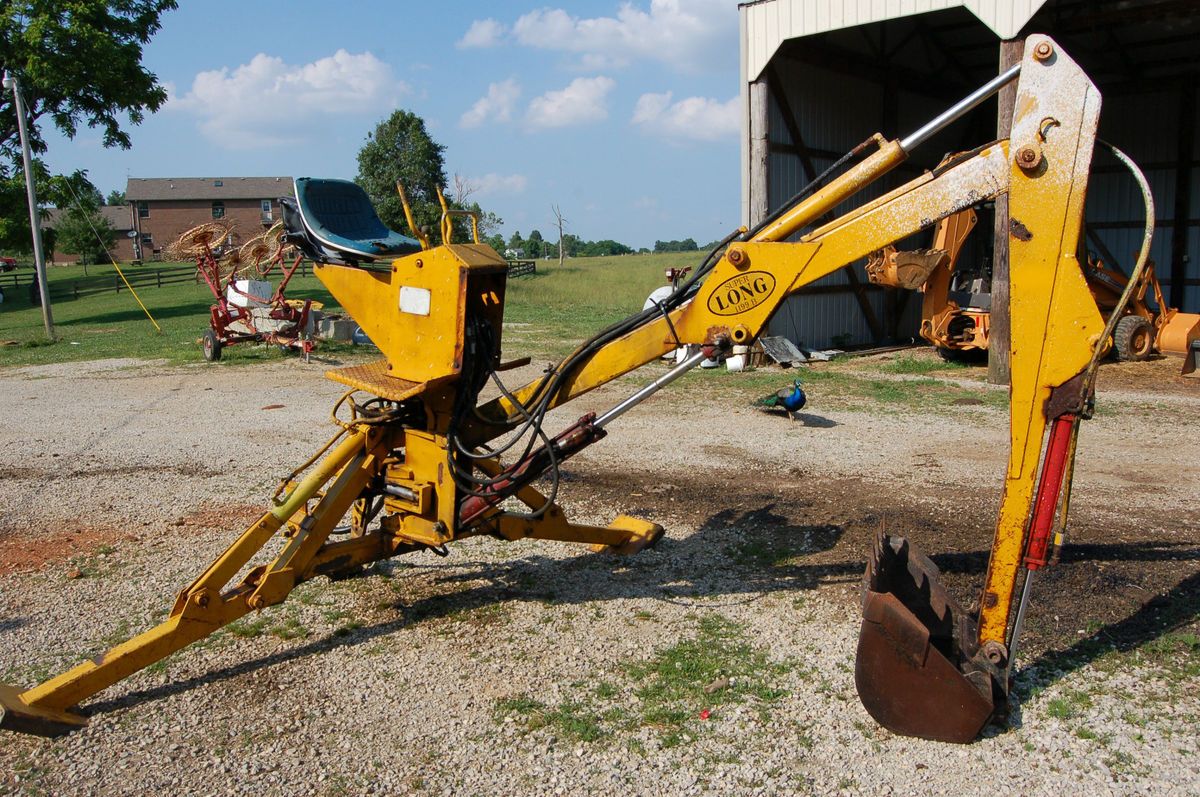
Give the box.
[41,206,137,263]
[124,176,294,261]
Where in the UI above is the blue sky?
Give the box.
[39,1,742,249]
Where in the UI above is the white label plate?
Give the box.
[399,286,431,316]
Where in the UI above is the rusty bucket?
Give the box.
[854,533,1004,743]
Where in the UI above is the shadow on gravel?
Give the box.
[0,618,26,635]
[85,513,1200,722]
[1017,567,1200,685]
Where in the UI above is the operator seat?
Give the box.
[280,177,421,266]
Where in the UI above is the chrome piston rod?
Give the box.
[900,64,1021,153]
[595,349,709,429]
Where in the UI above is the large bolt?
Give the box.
[981,640,1008,666]
[247,595,265,611]
[727,248,746,267]
[1016,146,1042,170]
[1033,41,1053,62]
[191,592,209,609]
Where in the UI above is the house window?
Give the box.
[141,233,152,244]
[261,199,272,222]
[137,201,149,218]
[211,201,225,219]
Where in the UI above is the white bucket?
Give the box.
[726,344,751,372]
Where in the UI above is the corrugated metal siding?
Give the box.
[1086,88,1200,313]
[762,58,959,348]
[741,0,1048,81]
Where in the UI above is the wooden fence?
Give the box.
[507,259,537,277]
[0,260,316,302]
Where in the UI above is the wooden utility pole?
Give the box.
[4,71,54,338]
[989,39,1022,386]
[552,204,567,267]
[749,77,770,227]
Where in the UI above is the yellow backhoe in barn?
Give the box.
[0,36,1157,744]
[870,208,1200,368]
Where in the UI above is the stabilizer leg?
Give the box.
[481,465,663,555]
[0,427,390,736]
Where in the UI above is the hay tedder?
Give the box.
[0,37,1157,743]
[174,222,317,362]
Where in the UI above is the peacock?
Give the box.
[754,378,807,421]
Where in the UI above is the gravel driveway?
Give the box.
[1,355,1197,796]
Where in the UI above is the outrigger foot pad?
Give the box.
[589,516,664,555]
[0,684,87,737]
[854,533,1004,743]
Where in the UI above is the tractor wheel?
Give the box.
[936,346,986,364]
[202,328,223,362]
[1113,315,1154,361]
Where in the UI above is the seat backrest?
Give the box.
[296,178,391,241]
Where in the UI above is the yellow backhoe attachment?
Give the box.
[0,36,1137,743]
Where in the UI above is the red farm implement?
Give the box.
[174,222,317,362]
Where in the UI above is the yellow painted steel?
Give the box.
[315,244,507,385]
[977,35,1104,644]
[0,35,1111,735]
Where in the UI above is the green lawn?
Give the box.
[0,252,706,368]
[502,251,701,356]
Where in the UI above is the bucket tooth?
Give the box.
[855,533,1002,743]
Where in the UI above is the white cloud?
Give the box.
[460,79,521,128]
[173,50,405,147]
[511,1,733,73]
[526,76,615,130]
[631,91,739,142]
[458,18,505,49]
[470,173,529,196]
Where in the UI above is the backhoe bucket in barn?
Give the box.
[854,533,1004,744]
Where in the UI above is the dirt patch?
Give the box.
[0,523,130,576]
[0,502,262,576]
[554,465,1200,662]
[169,502,262,531]
[1095,356,1198,397]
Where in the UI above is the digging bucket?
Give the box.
[854,533,1004,743]
[1157,311,1200,357]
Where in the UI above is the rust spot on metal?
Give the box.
[1009,219,1033,242]
[983,591,999,609]
[1016,146,1041,170]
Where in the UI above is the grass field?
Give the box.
[0,252,701,368]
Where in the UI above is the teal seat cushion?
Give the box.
[293,177,421,259]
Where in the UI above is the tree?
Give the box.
[48,171,114,264]
[106,189,126,206]
[653,238,699,253]
[526,229,544,258]
[507,230,524,255]
[1,2,177,173]
[54,206,115,265]
[552,205,567,266]
[356,110,448,237]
